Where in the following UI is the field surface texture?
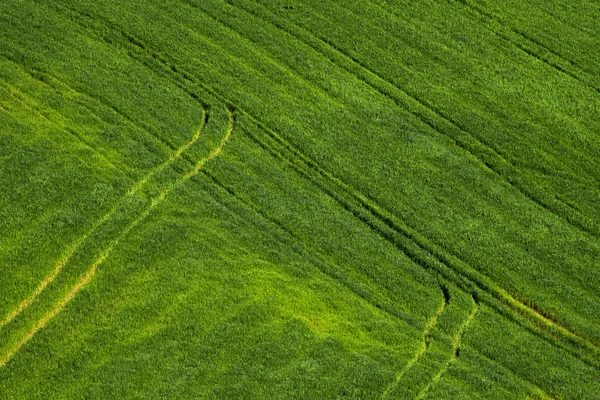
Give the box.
[1,0,599,398]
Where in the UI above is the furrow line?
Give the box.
[0,109,233,369]
[0,107,208,331]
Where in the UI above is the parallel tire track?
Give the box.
[415,302,480,400]
[380,290,479,400]
[238,115,600,368]
[200,166,423,330]
[0,109,233,369]
[448,0,600,94]
[342,0,600,185]
[226,0,600,241]
[0,77,118,171]
[203,0,597,347]
[45,1,599,366]
[0,109,208,333]
[380,287,448,400]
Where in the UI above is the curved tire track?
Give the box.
[0,109,208,333]
[0,108,233,369]
[41,0,599,366]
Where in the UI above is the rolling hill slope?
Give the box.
[1,0,599,398]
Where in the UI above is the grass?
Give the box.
[0,0,599,398]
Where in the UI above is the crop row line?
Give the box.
[63,2,599,366]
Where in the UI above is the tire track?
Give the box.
[236,114,600,368]
[468,345,555,400]
[0,108,233,369]
[50,3,215,149]
[2,15,181,155]
[362,0,599,94]
[0,255,98,369]
[226,0,600,241]
[448,0,600,94]
[239,112,590,388]
[200,163,421,329]
[0,106,208,332]
[176,0,346,112]
[61,2,600,364]
[380,287,448,400]
[48,68,180,154]
[415,302,480,400]
[340,0,600,186]
[212,0,600,347]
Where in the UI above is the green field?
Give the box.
[1,0,599,398]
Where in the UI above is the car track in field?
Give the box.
[448,0,600,95]
[162,2,596,350]
[182,0,600,355]
[337,0,600,190]
[0,106,207,331]
[27,0,600,378]
[244,0,600,242]
[223,109,600,369]
[415,301,480,399]
[199,165,423,330]
[214,87,597,364]
[0,107,234,369]
[0,77,119,172]
[380,287,448,399]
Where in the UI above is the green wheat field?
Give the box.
[1,0,599,398]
